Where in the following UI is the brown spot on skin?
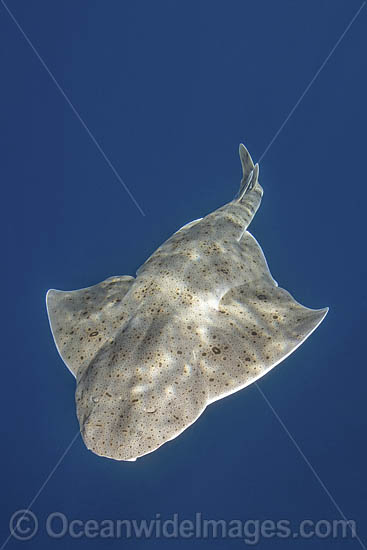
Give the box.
[90,331,99,337]
[273,315,278,319]
[251,331,257,336]
[212,347,221,355]
[105,392,112,397]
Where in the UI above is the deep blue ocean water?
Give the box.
[1,1,366,548]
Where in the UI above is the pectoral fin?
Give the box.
[46,275,134,377]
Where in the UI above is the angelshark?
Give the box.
[46,144,328,461]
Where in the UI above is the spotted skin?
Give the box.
[46,144,328,461]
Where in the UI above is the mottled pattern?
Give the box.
[46,144,328,461]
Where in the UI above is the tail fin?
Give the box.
[239,143,254,182]
[237,144,259,201]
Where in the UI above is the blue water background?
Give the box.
[1,1,366,548]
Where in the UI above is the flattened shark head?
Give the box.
[74,314,209,461]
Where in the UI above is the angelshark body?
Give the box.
[46,144,328,461]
